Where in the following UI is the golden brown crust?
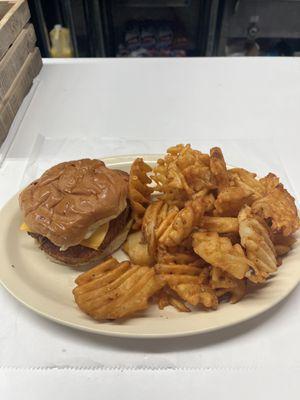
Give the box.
[209,147,229,191]
[19,159,129,248]
[251,184,300,236]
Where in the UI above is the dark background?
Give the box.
[28,0,300,58]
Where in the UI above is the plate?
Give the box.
[0,155,300,338]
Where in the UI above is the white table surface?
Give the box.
[1,58,300,399]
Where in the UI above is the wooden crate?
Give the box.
[0,23,36,100]
[0,0,42,145]
[0,48,42,142]
[0,0,30,59]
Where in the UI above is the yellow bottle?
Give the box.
[50,24,74,58]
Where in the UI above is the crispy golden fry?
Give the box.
[193,231,250,279]
[157,274,200,286]
[252,184,300,236]
[200,216,239,233]
[228,168,265,201]
[203,193,216,213]
[152,144,213,206]
[238,206,277,283]
[214,186,253,217]
[73,144,299,321]
[152,159,191,207]
[156,245,206,266]
[142,201,178,258]
[210,266,246,303]
[129,158,153,230]
[168,144,210,165]
[153,287,191,312]
[171,282,218,309]
[155,289,169,310]
[210,147,229,191]
[155,263,201,276]
[199,266,211,285]
[122,231,154,266]
[272,233,296,256]
[182,149,213,188]
[73,258,163,320]
[75,257,119,285]
[220,232,240,245]
[157,273,218,309]
[168,296,191,312]
[159,197,205,247]
[142,200,163,258]
[259,173,280,193]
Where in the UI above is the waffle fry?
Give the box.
[193,231,250,279]
[157,272,218,309]
[154,287,191,312]
[142,200,178,258]
[72,143,299,321]
[228,168,265,201]
[238,206,277,283]
[171,282,218,309]
[155,263,201,276]
[214,186,253,217]
[210,266,246,303]
[200,216,239,233]
[156,245,205,266]
[259,173,280,193]
[252,184,300,236]
[129,158,153,230]
[210,147,229,191]
[158,197,205,247]
[73,258,163,320]
[152,144,213,207]
[272,233,296,256]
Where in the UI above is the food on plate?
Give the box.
[209,147,229,191]
[154,287,191,312]
[238,205,277,283]
[192,231,250,279]
[209,266,246,304]
[128,157,153,230]
[122,230,154,266]
[64,144,298,320]
[19,159,132,266]
[158,197,205,247]
[156,265,218,309]
[228,168,266,200]
[142,200,179,258]
[152,144,212,207]
[251,184,299,236]
[272,233,296,256]
[259,173,280,193]
[213,186,253,217]
[73,257,163,319]
[199,216,239,233]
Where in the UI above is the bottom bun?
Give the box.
[30,220,132,268]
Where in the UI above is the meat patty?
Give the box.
[29,205,131,266]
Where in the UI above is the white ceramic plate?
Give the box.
[0,155,300,338]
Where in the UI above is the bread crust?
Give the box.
[19,159,129,248]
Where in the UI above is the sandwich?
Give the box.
[19,159,132,266]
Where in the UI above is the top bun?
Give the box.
[19,159,129,248]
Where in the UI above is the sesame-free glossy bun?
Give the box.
[19,159,128,248]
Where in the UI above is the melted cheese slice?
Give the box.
[20,222,109,250]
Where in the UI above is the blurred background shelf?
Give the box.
[25,0,300,58]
